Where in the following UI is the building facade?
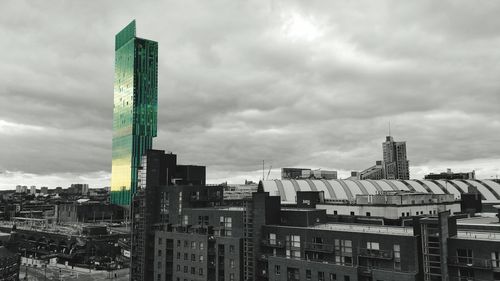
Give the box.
[111,20,158,206]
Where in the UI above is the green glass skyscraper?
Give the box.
[111,20,158,206]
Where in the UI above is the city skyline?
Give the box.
[1,1,500,189]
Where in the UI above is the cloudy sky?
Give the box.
[1,0,499,189]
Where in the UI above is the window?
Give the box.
[350,211,355,216]
[286,235,301,258]
[184,253,188,260]
[199,255,204,262]
[366,212,371,217]
[229,245,235,253]
[157,250,162,257]
[177,240,181,247]
[287,267,300,281]
[457,248,473,264]
[275,265,281,275]
[191,241,196,249]
[306,269,311,280]
[329,273,337,281]
[183,266,188,273]
[493,252,500,268]
[229,273,235,281]
[318,271,325,281]
[191,267,195,274]
[366,242,380,250]
[269,233,277,245]
[230,259,235,269]
[158,237,162,245]
[335,239,352,265]
[199,242,204,250]
[344,276,350,281]
[199,268,204,276]
[176,265,180,272]
[394,244,401,270]
[191,254,196,261]
[184,241,188,248]
[334,210,338,215]
[176,252,180,259]
[401,212,405,217]
[183,215,189,225]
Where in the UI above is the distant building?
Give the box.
[359,160,385,180]
[224,183,259,201]
[29,185,36,195]
[425,169,475,180]
[70,183,89,195]
[15,185,21,193]
[57,201,123,223]
[383,136,410,180]
[0,246,20,281]
[40,186,49,195]
[281,168,337,180]
[316,190,460,220]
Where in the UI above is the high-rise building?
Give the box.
[382,136,410,180]
[111,20,158,206]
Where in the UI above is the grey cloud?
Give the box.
[1,0,499,188]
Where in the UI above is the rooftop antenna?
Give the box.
[388,121,391,137]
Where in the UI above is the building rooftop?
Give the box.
[456,230,500,242]
[262,179,500,203]
[268,222,414,236]
[457,214,499,226]
[311,223,414,236]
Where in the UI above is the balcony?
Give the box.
[261,239,284,248]
[305,242,334,253]
[358,248,393,260]
[448,256,492,269]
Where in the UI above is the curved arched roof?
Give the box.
[263,179,500,204]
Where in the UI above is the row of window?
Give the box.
[175,265,204,276]
[281,267,350,281]
[175,240,205,250]
[176,252,204,262]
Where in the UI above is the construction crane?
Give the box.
[266,165,272,180]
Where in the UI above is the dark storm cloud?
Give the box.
[1,0,499,188]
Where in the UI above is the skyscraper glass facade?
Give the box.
[111,20,158,206]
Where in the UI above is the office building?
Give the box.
[111,20,158,206]
[383,136,410,180]
[359,161,384,180]
[424,169,476,180]
[282,168,337,180]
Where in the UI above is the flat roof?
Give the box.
[457,230,500,242]
[267,222,414,236]
[189,206,245,212]
[457,216,499,226]
[311,223,414,236]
